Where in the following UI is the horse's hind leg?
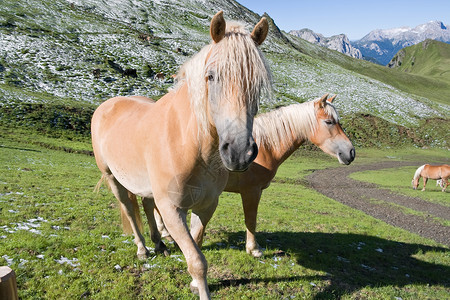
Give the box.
[105,174,149,259]
[442,178,448,192]
[189,198,219,248]
[141,197,170,256]
[154,208,173,242]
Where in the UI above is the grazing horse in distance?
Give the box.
[154,94,355,257]
[91,11,271,299]
[412,164,450,192]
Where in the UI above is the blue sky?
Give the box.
[236,0,450,40]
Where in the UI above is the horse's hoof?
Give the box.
[137,252,149,260]
[190,281,200,295]
[247,248,263,258]
[155,241,171,256]
[156,247,170,257]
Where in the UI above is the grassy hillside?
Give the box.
[0,0,449,148]
[285,34,450,107]
[389,39,450,82]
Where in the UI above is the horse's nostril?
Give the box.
[221,142,230,152]
[248,142,258,160]
[350,148,355,160]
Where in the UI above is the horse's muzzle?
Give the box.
[338,147,355,165]
[220,138,258,172]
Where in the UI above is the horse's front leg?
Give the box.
[190,198,219,248]
[241,188,263,258]
[157,200,211,299]
[141,197,170,256]
[422,177,428,191]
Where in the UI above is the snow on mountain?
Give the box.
[289,29,362,59]
[353,21,450,65]
[0,0,448,132]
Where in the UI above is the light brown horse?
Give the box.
[412,164,450,192]
[91,11,271,299]
[154,94,355,257]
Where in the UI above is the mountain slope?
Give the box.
[0,0,448,147]
[388,39,450,81]
[284,32,450,108]
[289,29,362,59]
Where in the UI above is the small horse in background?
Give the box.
[154,94,355,257]
[91,11,271,299]
[412,164,450,192]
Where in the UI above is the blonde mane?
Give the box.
[253,98,339,150]
[174,21,272,138]
[413,164,426,180]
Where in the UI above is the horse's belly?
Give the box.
[109,164,153,197]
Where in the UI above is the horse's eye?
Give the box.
[325,120,335,125]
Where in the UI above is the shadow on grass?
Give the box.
[206,231,449,298]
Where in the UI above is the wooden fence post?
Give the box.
[0,266,18,300]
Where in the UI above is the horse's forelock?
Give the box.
[176,21,272,139]
[323,101,340,122]
[214,22,272,107]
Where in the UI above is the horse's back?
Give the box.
[92,96,155,123]
[423,164,450,179]
[91,96,159,141]
[442,164,450,177]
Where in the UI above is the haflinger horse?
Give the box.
[153,94,355,257]
[412,164,450,192]
[91,11,272,299]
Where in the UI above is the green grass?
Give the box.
[393,40,450,82]
[349,166,450,208]
[286,34,450,106]
[1,132,449,299]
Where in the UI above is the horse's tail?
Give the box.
[120,192,144,235]
[94,174,143,235]
[94,174,108,193]
[413,164,426,180]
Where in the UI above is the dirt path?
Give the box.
[307,161,450,247]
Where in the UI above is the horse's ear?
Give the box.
[328,95,337,103]
[210,11,226,43]
[251,17,269,46]
[315,93,329,108]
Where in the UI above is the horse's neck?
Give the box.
[256,103,316,168]
[261,130,307,169]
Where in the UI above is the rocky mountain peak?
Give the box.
[289,29,362,59]
[353,20,450,65]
